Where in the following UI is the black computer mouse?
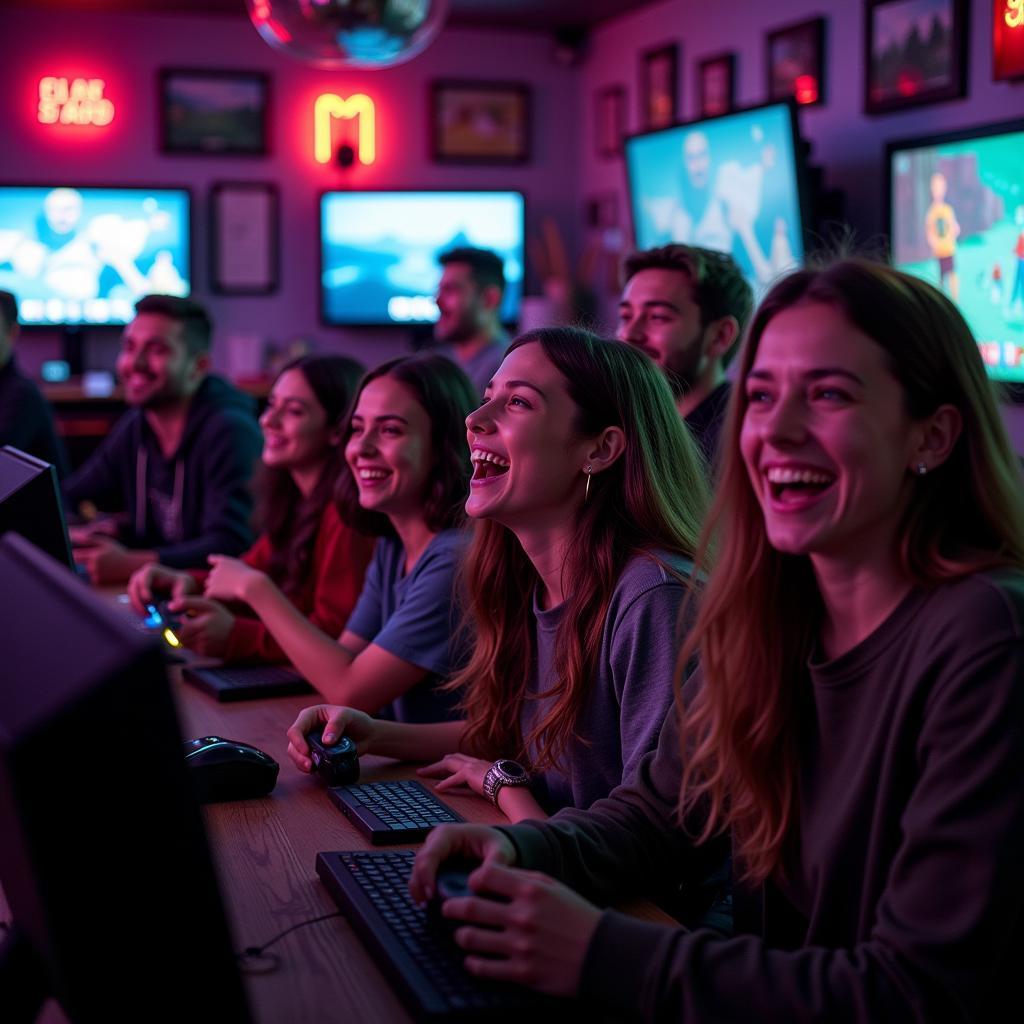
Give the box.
[183,735,279,803]
[427,858,504,936]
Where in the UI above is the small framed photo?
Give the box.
[430,80,530,163]
[766,17,826,107]
[864,0,967,112]
[209,182,279,295]
[697,52,736,118]
[160,69,269,155]
[595,85,627,158]
[640,44,679,131]
[994,0,1024,81]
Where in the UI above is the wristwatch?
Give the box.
[482,759,530,807]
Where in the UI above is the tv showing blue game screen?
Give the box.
[625,102,806,298]
[888,119,1024,384]
[0,185,191,327]
[320,190,525,326]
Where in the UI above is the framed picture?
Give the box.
[430,80,530,163]
[595,85,627,158]
[209,182,279,295]
[640,44,679,130]
[160,69,269,155]
[766,17,826,107]
[697,52,736,118]
[865,0,967,113]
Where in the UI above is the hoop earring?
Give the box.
[916,462,928,476]
[584,465,592,502]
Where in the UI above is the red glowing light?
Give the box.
[995,0,1024,80]
[38,76,114,126]
[794,74,818,105]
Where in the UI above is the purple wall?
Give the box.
[0,8,579,375]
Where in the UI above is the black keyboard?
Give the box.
[328,780,464,844]
[315,850,560,1021]
[181,664,313,702]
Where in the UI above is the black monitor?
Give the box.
[0,533,251,1022]
[0,446,73,569]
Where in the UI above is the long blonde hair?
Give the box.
[678,259,1024,884]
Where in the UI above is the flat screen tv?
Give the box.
[887,118,1024,384]
[0,184,191,327]
[624,101,807,299]
[320,190,525,326]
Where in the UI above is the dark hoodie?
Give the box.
[63,375,261,568]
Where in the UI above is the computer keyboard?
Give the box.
[181,663,313,702]
[328,780,465,844]
[315,850,560,1021]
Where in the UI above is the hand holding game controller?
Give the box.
[305,726,360,786]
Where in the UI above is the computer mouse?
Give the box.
[183,735,279,803]
[306,727,360,786]
[427,857,505,936]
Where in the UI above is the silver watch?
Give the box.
[482,759,530,807]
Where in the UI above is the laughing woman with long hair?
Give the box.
[288,327,709,821]
[410,260,1024,1023]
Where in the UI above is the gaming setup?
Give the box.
[3,106,1023,1022]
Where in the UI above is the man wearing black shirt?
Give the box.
[0,289,68,475]
[616,245,753,466]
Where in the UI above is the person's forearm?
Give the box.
[497,786,547,823]
[369,719,467,762]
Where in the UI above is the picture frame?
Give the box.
[697,52,736,118]
[595,85,627,158]
[994,0,1024,80]
[865,0,967,113]
[209,182,279,295]
[766,17,826,107]
[160,69,269,155]
[430,80,530,164]
[640,43,679,131]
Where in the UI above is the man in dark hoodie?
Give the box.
[64,294,262,584]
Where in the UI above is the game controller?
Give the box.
[144,601,182,648]
[306,727,360,786]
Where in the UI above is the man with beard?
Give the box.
[616,244,753,467]
[432,246,508,396]
[64,294,261,584]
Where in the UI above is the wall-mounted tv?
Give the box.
[624,101,807,299]
[887,119,1024,384]
[320,190,525,327]
[0,185,191,327]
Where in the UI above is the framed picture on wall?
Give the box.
[697,52,736,118]
[595,84,627,158]
[865,0,967,113]
[430,80,530,163]
[994,0,1024,80]
[209,182,279,295]
[640,43,679,130]
[766,17,826,107]
[160,69,269,155]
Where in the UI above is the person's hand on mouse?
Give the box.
[440,860,602,998]
[286,704,380,772]
[416,753,491,798]
[168,596,235,656]
[409,823,516,903]
[203,555,266,605]
[127,563,199,613]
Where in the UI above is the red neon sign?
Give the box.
[38,77,114,126]
[995,0,1024,80]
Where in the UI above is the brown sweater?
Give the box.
[500,571,1024,1022]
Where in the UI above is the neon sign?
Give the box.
[995,0,1024,79]
[1007,0,1024,29]
[38,77,114,126]
[314,93,375,165]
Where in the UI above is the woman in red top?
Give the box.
[128,355,375,662]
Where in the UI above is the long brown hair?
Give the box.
[453,326,709,769]
[258,355,364,597]
[678,259,1024,884]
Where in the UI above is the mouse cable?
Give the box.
[236,911,343,974]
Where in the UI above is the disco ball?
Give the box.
[246,0,449,69]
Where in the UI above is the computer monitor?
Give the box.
[0,446,73,569]
[0,184,191,326]
[886,117,1024,385]
[319,190,525,326]
[0,533,251,1022]
[624,101,808,298]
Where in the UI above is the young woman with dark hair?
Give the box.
[199,353,478,721]
[408,260,1024,1022]
[287,327,709,821]
[127,354,374,662]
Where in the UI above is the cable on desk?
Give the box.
[236,911,343,974]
